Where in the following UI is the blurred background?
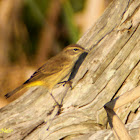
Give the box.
[0,0,112,106]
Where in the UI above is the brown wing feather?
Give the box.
[24,54,70,84]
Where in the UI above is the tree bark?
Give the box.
[0,0,140,139]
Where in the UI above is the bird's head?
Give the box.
[63,44,88,59]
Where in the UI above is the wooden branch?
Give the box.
[104,86,140,140]
[105,86,140,110]
[0,0,140,139]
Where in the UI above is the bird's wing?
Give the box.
[24,56,70,84]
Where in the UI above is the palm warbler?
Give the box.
[5,44,88,98]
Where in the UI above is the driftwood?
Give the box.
[0,0,140,139]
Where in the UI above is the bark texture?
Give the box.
[0,0,140,139]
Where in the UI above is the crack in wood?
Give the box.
[121,0,131,20]
[120,1,140,26]
[76,69,89,85]
[111,59,140,102]
[21,121,45,140]
[115,26,139,71]
[91,25,117,50]
[78,24,140,109]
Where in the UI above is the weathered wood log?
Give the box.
[0,0,140,139]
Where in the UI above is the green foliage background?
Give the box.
[20,0,85,64]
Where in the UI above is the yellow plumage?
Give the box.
[5,44,88,98]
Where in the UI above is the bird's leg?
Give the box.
[45,104,60,131]
[46,92,63,131]
[58,80,72,89]
[48,80,72,106]
[49,91,60,107]
[46,82,72,130]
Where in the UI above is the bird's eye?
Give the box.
[73,48,79,51]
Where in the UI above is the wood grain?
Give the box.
[0,0,140,139]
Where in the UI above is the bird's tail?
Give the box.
[5,85,25,98]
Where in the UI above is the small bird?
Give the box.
[5,44,88,98]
